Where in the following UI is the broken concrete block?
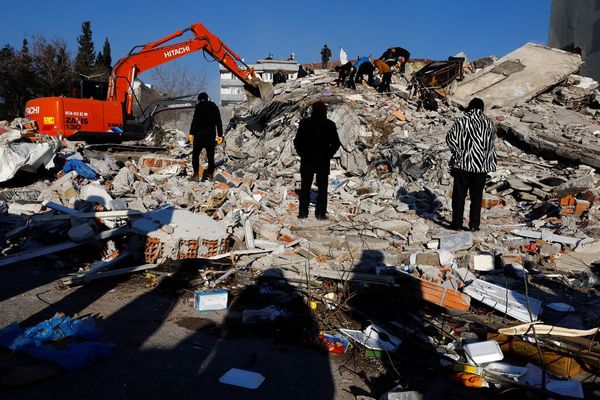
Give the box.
[439,231,473,251]
[371,220,412,236]
[131,207,229,263]
[539,243,562,257]
[345,235,390,250]
[453,266,476,284]
[112,167,135,197]
[7,202,43,215]
[416,264,444,283]
[508,179,533,192]
[554,174,596,198]
[215,171,244,188]
[409,222,429,245]
[452,43,581,109]
[138,155,187,172]
[256,223,280,242]
[410,252,441,267]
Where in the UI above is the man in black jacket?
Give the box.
[379,47,411,72]
[446,98,496,231]
[294,101,341,220]
[321,44,332,69]
[189,92,223,181]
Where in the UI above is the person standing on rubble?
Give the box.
[189,92,223,181]
[446,98,496,231]
[294,101,341,220]
[321,44,332,69]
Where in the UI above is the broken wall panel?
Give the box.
[451,43,581,108]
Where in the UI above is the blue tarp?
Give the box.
[63,159,99,180]
[0,314,112,372]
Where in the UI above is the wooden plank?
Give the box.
[0,227,129,267]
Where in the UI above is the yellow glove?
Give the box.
[216,136,223,145]
[188,134,194,144]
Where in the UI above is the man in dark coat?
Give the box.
[379,46,411,71]
[294,101,341,220]
[334,61,355,89]
[189,92,223,181]
[321,44,332,69]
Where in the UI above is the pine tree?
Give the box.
[74,21,95,76]
[95,51,104,66]
[21,38,29,54]
[101,38,111,69]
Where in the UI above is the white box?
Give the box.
[194,289,228,312]
[464,340,504,365]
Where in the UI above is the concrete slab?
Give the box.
[451,43,581,108]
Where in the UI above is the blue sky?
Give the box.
[1,0,551,100]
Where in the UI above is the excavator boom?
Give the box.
[108,22,264,117]
[24,21,270,140]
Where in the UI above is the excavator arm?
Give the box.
[107,22,264,117]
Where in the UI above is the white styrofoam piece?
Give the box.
[219,368,265,389]
[473,253,495,271]
[463,340,504,365]
[340,324,401,351]
[464,278,542,322]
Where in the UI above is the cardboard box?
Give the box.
[194,289,228,312]
[487,333,582,378]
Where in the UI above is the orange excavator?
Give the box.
[23,22,271,142]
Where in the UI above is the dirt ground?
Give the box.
[0,261,381,400]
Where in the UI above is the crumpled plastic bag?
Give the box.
[63,159,99,180]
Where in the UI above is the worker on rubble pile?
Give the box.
[334,61,356,89]
[294,101,341,220]
[379,46,411,72]
[189,92,223,182]
[446,98,497,232]
[353,56,374,86]
[372,57,392,92]
[321,44,332,69]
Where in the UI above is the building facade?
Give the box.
[219,59,298,106]
[549,0,600,81]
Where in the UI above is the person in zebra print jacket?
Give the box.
[446,98,497,231]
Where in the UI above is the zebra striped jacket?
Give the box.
[446,109,497,173]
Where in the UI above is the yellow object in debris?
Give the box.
[453,363,482,375]
[188,134,194,143]
[216,136,223,145]
[309,300,318,310]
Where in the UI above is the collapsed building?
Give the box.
[0,42,600,398]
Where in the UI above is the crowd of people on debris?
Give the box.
[321,44,411,93]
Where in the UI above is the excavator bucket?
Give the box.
[245,79,274,103]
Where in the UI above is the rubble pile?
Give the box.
[1,43,600,398]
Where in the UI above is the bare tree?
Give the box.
[31,36,73,97]
[150,63,207,97]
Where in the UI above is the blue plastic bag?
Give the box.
[0,314,111,372]
[63,159,98,180]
